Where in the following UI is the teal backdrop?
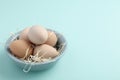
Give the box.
[0,0,120,80]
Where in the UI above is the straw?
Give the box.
[22,48,50,72]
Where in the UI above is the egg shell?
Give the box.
[33,44,59,58]
[28,25,48,45]
[19,27,30,42]
[45,31,58,46]
[9,40,33,58]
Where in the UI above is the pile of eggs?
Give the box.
[9,25,59,62]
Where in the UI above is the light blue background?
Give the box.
[0,0,120,80]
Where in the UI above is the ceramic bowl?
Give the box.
[5,29,67,72]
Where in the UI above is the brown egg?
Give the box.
[45,31,58,46]
[19,27,30,42]
[9,40,33,58]
[28,25,48,45]
[33,44,59,58]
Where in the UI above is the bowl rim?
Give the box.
[5,29,67,65]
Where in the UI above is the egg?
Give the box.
[45,31,58,46]
[19,27,30,41]
[28,25,48,45]
[33,44,59,58]
[9,40,33,58]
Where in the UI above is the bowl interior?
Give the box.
[5,30,67,65]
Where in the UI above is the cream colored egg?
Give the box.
[28,25,48,45]
[45,31,57,46]
[9,40,33,58]
[33,44,59,58]
[19,27,30,41]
